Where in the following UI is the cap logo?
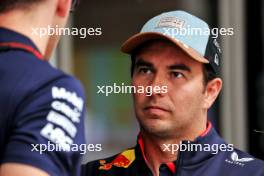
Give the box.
[214,54,219,66]
[213,39,222,53]
[157,17,185,29]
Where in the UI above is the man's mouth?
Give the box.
[144,105,170,115]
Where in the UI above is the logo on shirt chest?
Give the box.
[99,149,135,171]
[225,151,254,167]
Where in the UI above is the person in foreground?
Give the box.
[82,10,264,176]
[0,0,86,176]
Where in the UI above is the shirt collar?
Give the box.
[136,121,220,174]
[0,27,43,59]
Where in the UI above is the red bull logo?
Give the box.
[99,149,135,170]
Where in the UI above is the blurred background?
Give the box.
[51,0,264,162]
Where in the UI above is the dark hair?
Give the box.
[202,64,219,85]
[130,52,219,86]
[0,0,45,13]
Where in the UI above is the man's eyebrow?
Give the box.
[168,64,191,72]
[135,58,153,67]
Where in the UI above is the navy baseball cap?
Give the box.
[121,10,222,74]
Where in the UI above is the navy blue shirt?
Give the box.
[0,28,86,176]
[82,123,264,176]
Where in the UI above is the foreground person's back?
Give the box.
[0,1,86,176]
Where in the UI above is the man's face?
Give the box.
[132,40,208,138]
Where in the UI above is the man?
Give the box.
[82,10,264,176]
[0,0,86,176]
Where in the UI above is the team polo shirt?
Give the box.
[82,122,264,176]
[0,27,86,176]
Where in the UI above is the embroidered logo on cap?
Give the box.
[157,17,185,29]
[214,54,219,66]
[213,39,221,53]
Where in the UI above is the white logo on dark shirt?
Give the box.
[225,151,254,167]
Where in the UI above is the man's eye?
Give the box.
[138,67,152,74]
[171,72,184,78]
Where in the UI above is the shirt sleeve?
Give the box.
[2,76,86,176]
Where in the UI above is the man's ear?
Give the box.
[203,78,222,109]
[56,0,71,17]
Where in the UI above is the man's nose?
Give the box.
[149,73,167,97]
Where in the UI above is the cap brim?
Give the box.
[121,32,209,64]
